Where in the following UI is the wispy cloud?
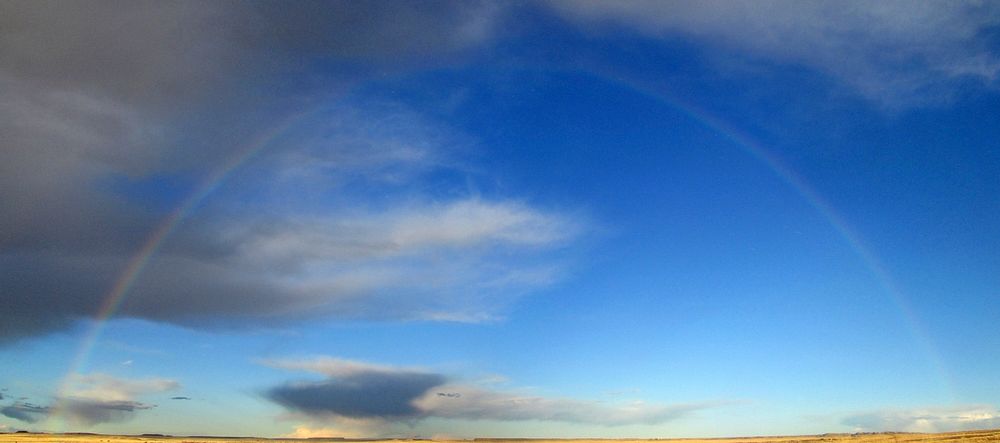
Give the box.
[549,0,1000,106]
[843,405,1000,432]
[265,357,717,436]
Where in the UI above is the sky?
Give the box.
[2,0,1000,438]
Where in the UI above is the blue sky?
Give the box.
[2,0,1000,438]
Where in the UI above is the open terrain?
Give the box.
[2,431,1000,443]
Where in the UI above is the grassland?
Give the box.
[2,430,1000,443]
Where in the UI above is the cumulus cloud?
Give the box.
[0,374,179,426]
[265,357,715,434]
[843,405,1000,433]
[284,426,344,439]
[0,1,579,343]
[549,0,1000,106]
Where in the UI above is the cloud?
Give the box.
[63,373,179,402]
[0,1,575,343]
[413,384,704,426]
[1,403,49,424]
[56,398,156,426]
[548,0,1000,106]
[0,374,179,426]
[266,358,445,419]
[843,405,1000,432]
[284,426,343,439]
[170,397,191,401]
[269,373,447,419]
[266,357,715,434]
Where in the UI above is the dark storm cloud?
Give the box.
[267,371,446,419]
[0,402,49,423]
[0,0,498,106]
[0,1,583,343]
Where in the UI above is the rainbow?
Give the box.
[51,108,316,423]
[591,72,954,397]
[54,70,953,421]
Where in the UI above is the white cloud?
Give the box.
[549,0,1000,106]
[843,405,1000,432]
[237,200,574,264]
[283,425,347,439]
[414,383,705,426]
[264,357,419,379]
[64,373,179,402]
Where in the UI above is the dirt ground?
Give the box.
[2,430,1000,443]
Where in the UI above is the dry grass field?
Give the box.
[2,430,1000,443]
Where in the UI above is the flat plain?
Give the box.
[2,430,1000,443]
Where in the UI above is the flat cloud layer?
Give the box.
[0,373,178,426]
[269,373,447,419]
[265,357,714,430]
[0,403,49,424]
[843,405,1000,433]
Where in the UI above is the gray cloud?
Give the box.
[1,403,49,424]
[1,399,156,426]
[58,399,156,426]
[549,0,1000,106]
[0,1,585,343]
[843,405,1000,433]
[266,358,716,428]
[0,1,500,107]
[268,373,447,419]
[265,358,447,419]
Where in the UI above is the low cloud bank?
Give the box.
[0,373,179,426]
[843,405,1000,433]
[265,357,716,435]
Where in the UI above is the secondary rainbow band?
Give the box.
[601,74,954,398]
[55,71,953,420]
[51,108,315,423]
